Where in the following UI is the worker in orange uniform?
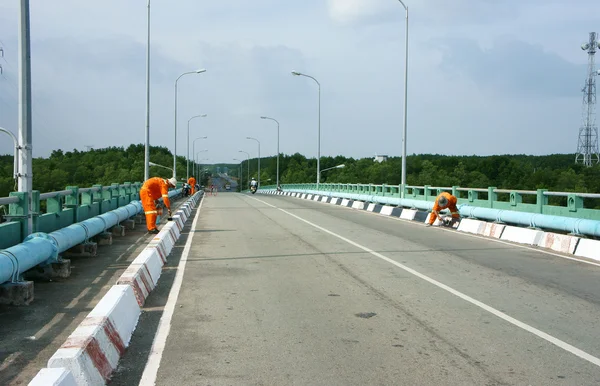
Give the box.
[427,191,460,226]
[140,177,177,234]
[187,176,196,195]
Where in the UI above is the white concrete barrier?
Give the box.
[330,197,341,205]
[341,199,351,207]
[351,201,365,210]
[482,223,506,238]
[400,209,418,220]
[380,206,394,216]
[500,226,544,245]
[28,368,77,386]
[312,195,320,201]
[537,233,580,254]
[320,196,328,202]
[48,285,140,385]
[457,218,487,235]
[574,239,600,261]
[116,249,162,306]
[366,203,377,212]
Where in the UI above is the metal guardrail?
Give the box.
[261,183,600,221]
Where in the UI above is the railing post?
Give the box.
[65,186,80,222]
[8,191,29,242]
[488,187,497,208]
[536,189,548,214]
[46,193,62,215]
[452,186,459,198]
[468,189,478,202]
[509,191,522,208]
[567,194,584,213]
[424,185,431,201]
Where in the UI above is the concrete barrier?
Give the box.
[574,239,600,261]
[320,196,328,202]
[500,226,544,245]
[28,368,77,386]
[457,218,487,235]
[116,249,163,306]
[482,223,506,238]
[400,209,418,221]
[351,201,365,210]
[380,206,394,216]
[537,233,580,254]
[47,285,140,385]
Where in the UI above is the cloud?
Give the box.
[437,37,586,98]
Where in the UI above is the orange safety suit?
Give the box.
[188,177,196,195]
[140,177,172,231]
[429,191,460,225]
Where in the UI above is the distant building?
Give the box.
[374,154,388,163]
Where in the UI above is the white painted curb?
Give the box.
[28,368,77,386]
[47,285,140,385]
[500,226,544,245]
[457,218,487,235]
[537,233,580,255]
[380,206,394,216]
[351,201,365,210]
[367,203,377,212]
[573,238,600,261]
[400,209,417,220]
[482,223,506,238]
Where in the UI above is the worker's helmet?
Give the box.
[437,195,448,207]
[167,177,177,187]
[251,177,256,180]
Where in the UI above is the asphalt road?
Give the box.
[116,192,600,385]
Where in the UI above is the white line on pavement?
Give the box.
[249,195,600,368]
[138,197,205,386]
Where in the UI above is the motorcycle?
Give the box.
[182,183,191,197]
[250,185,257,194]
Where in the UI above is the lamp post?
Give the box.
[246,137,260,187]
[233,158,243,189]
[396,0,409,197]
[192,136,208,176]
[194,149,208,177]
[187,114,207,178]
[319,164,345,181]
[291,70,321,187]
[260,116,280,188]
[173,68,206,180]
[149,161,174,174]
[239,150,250,188]
[144,0,151,181]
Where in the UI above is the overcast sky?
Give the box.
[0,0,598,163]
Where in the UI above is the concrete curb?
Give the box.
[261,190,599,263]
[28,368,77,386]
[30,192,203,386]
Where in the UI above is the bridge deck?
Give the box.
[108,192,600,385]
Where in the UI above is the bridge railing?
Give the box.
[0,182,143,249]
[262,183,600,221]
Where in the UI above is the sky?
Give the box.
[0,0,599,163]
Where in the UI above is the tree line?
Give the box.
[1,145,599,201]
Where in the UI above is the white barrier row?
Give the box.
[29,192,203,386]
[260,190,600,262]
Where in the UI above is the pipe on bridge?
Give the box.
[0,189,181,285]
[297,189,600,238]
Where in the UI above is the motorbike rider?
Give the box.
[249,177,258,191]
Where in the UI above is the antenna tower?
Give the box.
[575,32,600,166]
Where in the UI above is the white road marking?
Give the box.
[249,195,600,368]
[138,197,205,386]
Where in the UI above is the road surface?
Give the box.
[112,192,600,385]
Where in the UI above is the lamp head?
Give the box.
[196,68,207,74]
[291,71,302,76]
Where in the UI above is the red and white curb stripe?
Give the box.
[29,192,203,385]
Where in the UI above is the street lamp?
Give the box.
[149,161,174,174]
[144,0,151,181]
[320,164,344,181]
[396,0,409,197]
[187,114,207,177]
[192,136,208,176]
[246,137,260,187]
[0,127,19,180]
[239,150,250,188]
[291,70,321,187]
[173,68,206,180]
[194,149,208,177]
[260,116,280,188]
[233,158,243,189]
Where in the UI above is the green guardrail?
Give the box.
[258,183,600,221]
[0,182,144,250]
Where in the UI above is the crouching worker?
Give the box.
[140,177,177,234]
[427,191,460,226]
